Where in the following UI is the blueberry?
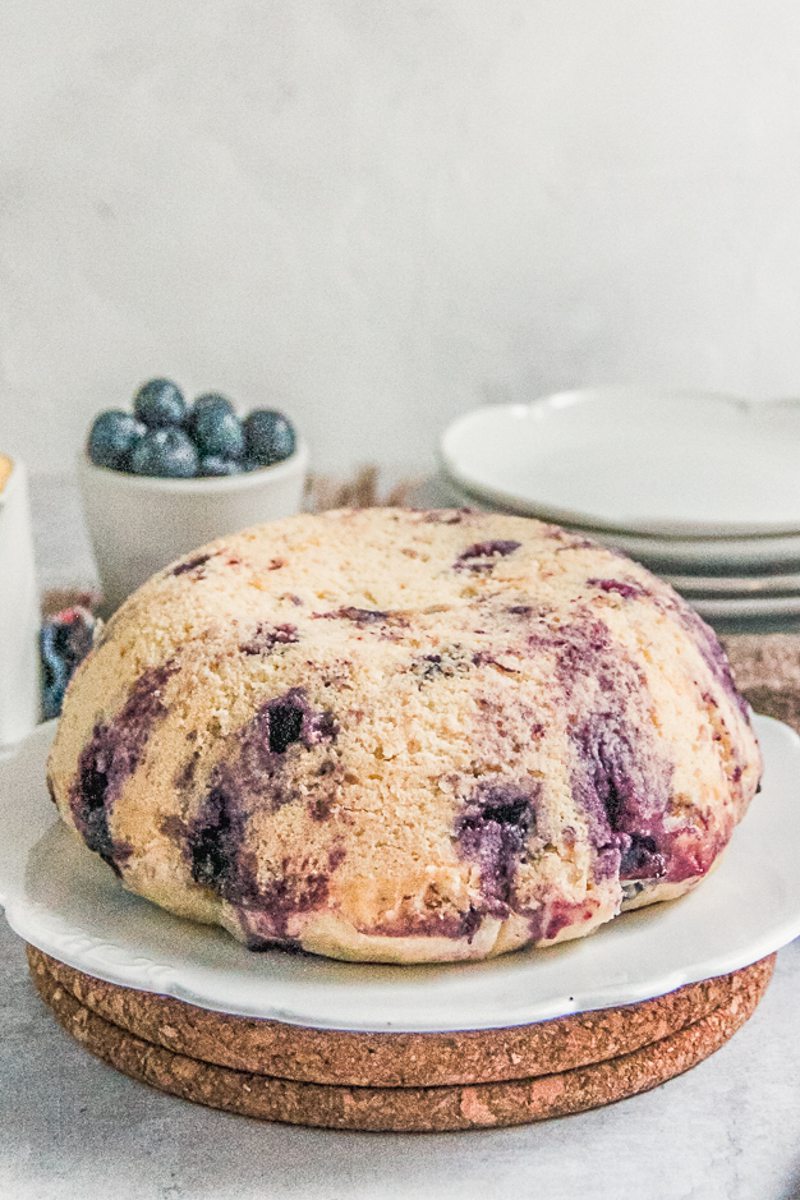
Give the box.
[87,410,146,471]
[189,392,235,436]
[244,410,296,466]
[200,455,240,477]
[267,699,305,753]
[130,428,199,478]
[133,378,186,428]
[193,407,245,461]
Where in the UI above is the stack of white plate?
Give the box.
[437,389,800,628]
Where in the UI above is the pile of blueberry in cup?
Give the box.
[87,378,298,478]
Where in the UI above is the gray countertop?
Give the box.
[2,475,800,1200]
[3,929,800,1200]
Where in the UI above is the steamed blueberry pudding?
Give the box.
[46,509,761,964]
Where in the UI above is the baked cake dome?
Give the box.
[47,508,761,964]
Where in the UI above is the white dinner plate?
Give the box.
[435,475,800,574]
[1,717,798,1033]
[689,594,800,621]
[440,390,800,538]
[667,572,800,598]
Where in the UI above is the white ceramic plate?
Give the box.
[440,390,800,537]
[436,475,800,573]
[1,717,798,1033]
[668,572,800,598]
[690,595,800,621]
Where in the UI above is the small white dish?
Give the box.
[440,390,800,538]
[437,475,800,573]
[0,716,797,1033]
[587,528,800,576]
[598,530,800,574]
[79,441,309,615]
[0,457,40,751]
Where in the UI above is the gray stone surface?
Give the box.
[3,472,800,1198]
[2,927,800,1200]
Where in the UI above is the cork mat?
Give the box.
[25,945,773,1089]
[29,949,774,1132]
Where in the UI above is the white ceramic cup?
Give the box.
[0,457,41,749]
[78,440,309,615]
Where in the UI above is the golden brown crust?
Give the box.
[47,508,761,963]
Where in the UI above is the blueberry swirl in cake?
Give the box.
[47,508,761,963]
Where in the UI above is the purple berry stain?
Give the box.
[170,552,214,577]
[533,611,749,888]
[333,606,390,624]
[455,783,537,917]
[70,662,177,873]
[183,688,341,945]
[530,618,683,884]
[361,904,484,942]
[241,849,344,949]
[455,540,521,572]
[240,623,298,655]
[570,712,669,883]
[679,602,751,720]
[316,606,409,628]
[587,578,646,600]
[188,780,247,895]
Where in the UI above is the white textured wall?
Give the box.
[2,0,800,476]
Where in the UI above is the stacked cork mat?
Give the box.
[26,621,800,1130]
[27,947,775,1131]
